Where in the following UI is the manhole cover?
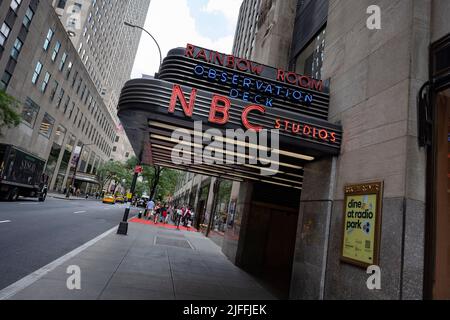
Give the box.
[155,236,193,249]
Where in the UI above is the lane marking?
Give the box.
[0,225,118,300]
[73,211,87,214]
[0,220,11,224]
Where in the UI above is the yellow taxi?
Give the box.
[115,195,125,203]
[102,194,116,204]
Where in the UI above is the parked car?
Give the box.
[0,144,48,201]
[102,194,116,204]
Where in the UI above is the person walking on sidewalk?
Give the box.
[145,198,155,219]
[176,206,183,229]
[153,202,161,224]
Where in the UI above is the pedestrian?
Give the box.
[161,204,168,224]
[145,198,155,219]
[176,206,183,229]
[154,203,161,224]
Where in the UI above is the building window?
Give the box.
[10,38,23,60]
[295,28,326,80]
[56,87,65,108]
[23,7,34,29]
[31,61,43,84]
[43,29,54,51]
[112,146,117,152]
[41,72,51,93]
[66,61,73,79]
[21,97,40,128]
[56,0,67,9]
[0,23,11,47]
[51,41,61,61]
[63,96,70,113]
[72,107,78,123]
[125,152,130,158]
[49,80,59,100]
[59,52,68,71]
[0,71,12,91]
[115,136,119,142]
[39,112,55,138]
[69,104,76,120]
[10,0,22,13]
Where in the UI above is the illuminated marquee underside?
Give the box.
[117,45,342,189]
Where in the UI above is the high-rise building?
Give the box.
[51,0,151,161]
[232,0,261,60]
[0,0,121,194]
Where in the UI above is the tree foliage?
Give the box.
[0,90,21,135]
[96,155,181,198]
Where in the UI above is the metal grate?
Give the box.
[155,236,192,249]
[157,230,185,238]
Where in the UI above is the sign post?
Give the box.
[341,182,383,268]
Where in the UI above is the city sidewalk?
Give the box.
[48,192,99,201]
[4,221,276,300]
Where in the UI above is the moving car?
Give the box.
[102,194,116,204]
[0,144,48,201]
[115,195,124,203]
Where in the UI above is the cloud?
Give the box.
[201,0,243,31]
[130,0,241,79]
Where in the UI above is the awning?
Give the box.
[117,44,342,189]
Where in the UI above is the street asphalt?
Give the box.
[0,196,140,290]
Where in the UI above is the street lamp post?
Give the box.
[123,21,163,68]
[65,143,94,199]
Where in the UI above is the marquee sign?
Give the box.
[117,44,343,187]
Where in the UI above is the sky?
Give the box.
[130,0,243,79]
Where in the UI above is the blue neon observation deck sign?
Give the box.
[192,64,314,108]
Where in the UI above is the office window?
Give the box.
[115,136,119,143]
[31,61,43,84]
[59,52,68,71]
[21,98,40,128]
[0,71,12,91]
[56,0,67,9]
[0,23,11,47]
[49,80,59,100]
[76,78,82,94]
[63,95,70,113]
[56,87,65,108]
[10,38,23,60]
[69,103,75,120]
[71,71,78,87]
[72,107,79,123]
[23,7,34,29]
[43,29,54,51]
[39,112,55,138]
[51,41,61,61]
[40,72,51,93]
[66,61,73,79]
[112,146,117,152]
[10,0,22,13]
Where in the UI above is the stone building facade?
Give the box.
[171,0,450,300]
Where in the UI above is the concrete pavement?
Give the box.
[3,222,276,300]
[0,197,139,290]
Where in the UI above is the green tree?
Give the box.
[96,160,127,192]
[0,90,21,135]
